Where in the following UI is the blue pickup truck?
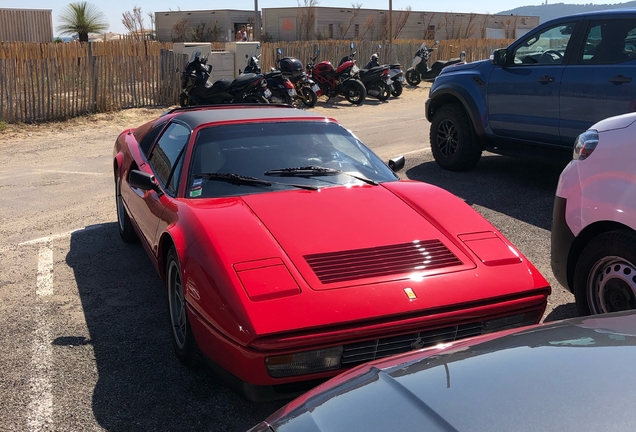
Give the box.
[425,9,636,171]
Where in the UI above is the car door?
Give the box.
[128,121,190,255]
[560,18,636,145]
[487,22,578,144]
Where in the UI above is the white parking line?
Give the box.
[19,224,108,246]
[27,245,54,431]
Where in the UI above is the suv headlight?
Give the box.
[573,129,599,160]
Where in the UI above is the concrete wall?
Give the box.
[155,10,260,42]
[0,8,53,42]
[263,7,539,42]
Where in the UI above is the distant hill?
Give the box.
[498,1,636,23]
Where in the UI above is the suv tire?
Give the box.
[430,103,481,171]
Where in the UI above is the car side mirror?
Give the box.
[490,48,508,66]
[129,170,162,195]
[388,155,405,172]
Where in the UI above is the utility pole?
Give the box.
[254,0,261,40]
[389,0,393,45]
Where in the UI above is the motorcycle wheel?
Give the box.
[300,86,317,108]
[391,81,403,97]
[243,94,269,104]
[343,80,366,105]
[405,70,421,86]
[179,93,193,107]
[376,82,390,101]
[270,90,293,105]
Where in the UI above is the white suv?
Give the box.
[552,112,636,315]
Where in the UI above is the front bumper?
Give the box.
[551,196,575,292]
[187,292,548,401]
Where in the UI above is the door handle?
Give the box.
[609,75,632,84]
[537,75,555,84]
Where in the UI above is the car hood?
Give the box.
[262,311,636,432]
[240,183,476,290]
[438,59,487,76]
[592,112,636,132]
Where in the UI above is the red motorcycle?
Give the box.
[306,43,366,105]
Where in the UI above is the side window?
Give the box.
[513,23,575,65]
[139,121,167,156]
[148,122,190,195]
[579,19,636,64]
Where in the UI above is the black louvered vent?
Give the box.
[341,321,485,366]
[304,239,462,284]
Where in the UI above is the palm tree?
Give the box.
[57,2,109,42]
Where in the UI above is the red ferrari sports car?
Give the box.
[113,104,551,401]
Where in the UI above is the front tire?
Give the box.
[430,103,481,171]
[179,93,193,107]
[405,70,421,86]
[270,90,292,105]
[166,247,202,367]
[300,86,317,107]
[343,80,366,105]
[574,231,636,316]
[115,174,137,242]
[391,80,403,97]
[376,81,390,101]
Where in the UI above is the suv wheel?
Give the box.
[574,230,636,316]
[430,103,481,171]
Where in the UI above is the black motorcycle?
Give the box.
[276,48,319,108]
[364,53,404,98]
[179,50,270,106]
[405,41,466,86]
[343,48,393,101]
[242,51,297,105]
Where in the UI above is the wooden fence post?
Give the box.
[88,42,98,112]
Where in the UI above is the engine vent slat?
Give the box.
[305,240,462,284]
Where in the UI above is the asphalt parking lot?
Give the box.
[0,86,575,431]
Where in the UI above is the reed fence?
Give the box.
[0,38,513,124]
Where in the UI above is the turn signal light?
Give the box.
[265,347,343,378]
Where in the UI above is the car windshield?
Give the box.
[187,121,398,198]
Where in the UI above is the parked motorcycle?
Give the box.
[364,52,404,98]
[405,41,466,86]
[242,49,297,105]
[347,50,393,101]
[306,43,366,105]
[179,50,270,106]
[275,48,319,108]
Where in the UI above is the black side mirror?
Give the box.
[388,155,405,172]
[129,170,162,195]
[490,48,508,66]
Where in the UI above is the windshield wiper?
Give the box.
[263,165,378,186]
[193,172,318,190]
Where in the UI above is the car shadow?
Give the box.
[543,303,579,322]
[405,153,568,230]
[66,223,285,432]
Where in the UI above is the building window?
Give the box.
[354,24,359,38]
[425,25,436,40]
[329,24,334,39]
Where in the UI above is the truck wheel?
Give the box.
[405,70,420,86]
[430,103,481,171]
[574,230,636,316]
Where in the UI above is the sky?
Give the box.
[7,0,581,35]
